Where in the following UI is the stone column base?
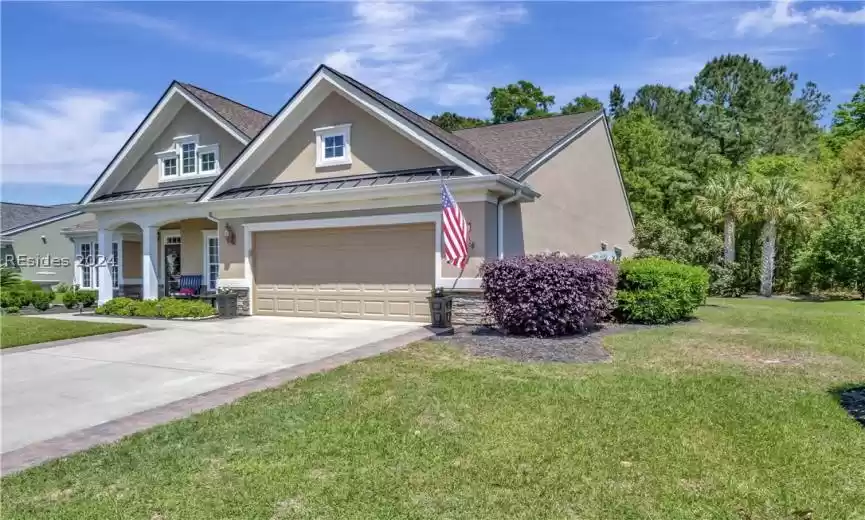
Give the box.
[233,288,251,315]
[448,291,487,325]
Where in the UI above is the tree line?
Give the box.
[432,54,865,297]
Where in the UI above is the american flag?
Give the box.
[441,181,470,269]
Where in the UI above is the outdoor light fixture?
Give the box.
[223,223,236,245]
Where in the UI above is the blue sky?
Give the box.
[2,1,863,205]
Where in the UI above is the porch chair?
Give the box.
[170,274,204,297]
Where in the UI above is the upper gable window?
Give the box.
[314,124,352,168]
[157,135,220,182]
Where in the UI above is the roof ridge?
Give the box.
[454,110,604,133]
[178,82,273,118]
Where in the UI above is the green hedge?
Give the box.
[96,297,215,319]
[616,258,709,324]
[0,282,54,312]
[62,290,98,309]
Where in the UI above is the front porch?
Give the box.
[66,218,219,302]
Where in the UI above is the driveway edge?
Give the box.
[0,327,155,356]
[1,326,435,475]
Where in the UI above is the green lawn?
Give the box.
[0,316,144,348]
[2,298,864,519]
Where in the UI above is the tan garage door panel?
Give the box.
[253,223,434,321]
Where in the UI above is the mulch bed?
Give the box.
[839,387,865,427]
[433,323,655,363]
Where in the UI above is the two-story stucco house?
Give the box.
[73,65,634,322]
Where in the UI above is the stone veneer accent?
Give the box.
[449,291,487,325]
[234,288,251,315]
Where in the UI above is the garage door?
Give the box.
[252,223,434,321]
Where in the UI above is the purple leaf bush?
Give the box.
[480,254,618,337]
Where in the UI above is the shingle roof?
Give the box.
[322,66,501,174]
[91,183,210,204]
[178,83,272,140]
[453,111,603,176]
[214,167,464,200]
[0,202,81,234]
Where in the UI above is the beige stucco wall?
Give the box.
[510,121,634,257]
[243,92,444,187]
[114,103,245,193]
[122,240,142,279]
[0,213,92,288]
[218,202,495,283]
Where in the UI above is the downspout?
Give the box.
[497,189,522,259]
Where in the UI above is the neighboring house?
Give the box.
[0,202,93,290]
[76,65,634,322]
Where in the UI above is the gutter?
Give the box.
[497,188,525,259]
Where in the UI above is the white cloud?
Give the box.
[735,1,865,36]
[735,0,808,36]
[281,1,527,107]
[85,2,525,110]
[1,90,144,186]
[811,5,865,25]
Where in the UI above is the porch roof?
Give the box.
[211,167,466,200]
[90,183,210,204]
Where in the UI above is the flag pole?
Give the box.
[437,168,463,290]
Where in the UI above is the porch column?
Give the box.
[142,225,159,300]
[96,227,114,305]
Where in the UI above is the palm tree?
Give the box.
[750,177,811,297]
[695,172,752,263]
[0,267,21,291]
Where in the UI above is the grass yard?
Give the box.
[2,298,864,519]
[0,316,144,348]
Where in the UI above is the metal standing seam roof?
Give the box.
[213,167,464,200]
[90,183,211,204]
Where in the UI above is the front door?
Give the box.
[163,238,181,296]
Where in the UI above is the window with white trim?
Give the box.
[204,234,219,291]
[77,241,119,290]
[157,135,220,181]
[314,124,352,167]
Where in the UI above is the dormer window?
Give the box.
[157,135,220,181]
[314,124,352,168]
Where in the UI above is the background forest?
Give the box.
[432,54,865,298]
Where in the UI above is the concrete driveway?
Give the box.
[1,315,425,456]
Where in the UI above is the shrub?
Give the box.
[96,297,216,319]
[19,280,45,293]
[52,282,72,294]
[77,290,98,308]
[62,291,79,309]
[4,306,20,314]
[95,297,138,316]
[708,261,749,297]
[11,291,33,308]
[0,291,21,309]
[616,258,708,324]
[480,254,618,337]
[30,290,53,311]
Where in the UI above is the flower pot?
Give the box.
[216,293,238,318]
[427,295,453,329]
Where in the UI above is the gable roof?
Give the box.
[178,83,272,140]
[1,202,82,235]
[79,81,258,205]
[322,66,500,174]
[453,111,604,177]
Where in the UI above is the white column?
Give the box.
[142,226,159,300]
[97,228,114,305]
